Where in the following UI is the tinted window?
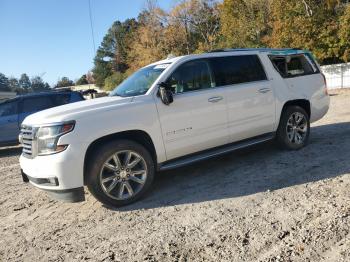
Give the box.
[210,55,267,86]
[166,60,213,94]
[0,101,17,117]
[70,92,84,102]
[22,96,55,113]
[270,54,318,78]
[304,53,320,73]
[287,55,315,76]
[270,57,287,76]
[52,94,71,106]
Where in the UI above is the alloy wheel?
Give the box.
[99,150,147,200]
[286,112,308,144]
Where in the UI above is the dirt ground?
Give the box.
[0,89,349,262]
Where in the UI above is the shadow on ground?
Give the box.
[116,122,350,211]
[1,123,349,212]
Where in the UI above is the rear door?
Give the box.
[209,55,275,142]
[0,100,19,143]
[283,54,324,96]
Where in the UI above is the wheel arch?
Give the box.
[283,99,310,116]
[83,130,157,185]
[278,99,311,127]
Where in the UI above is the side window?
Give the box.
[22,96,55,113]
[304,53,320,73]
[166,60,213,94]
[287,55,315,76]
[210,55,267,86]
[52,94,71,106]
[270,57,287,76]
[0,101,18,117]
[70,92,84,102]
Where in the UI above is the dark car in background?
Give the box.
[0,91,84,146]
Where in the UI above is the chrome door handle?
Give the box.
[208,96,223,103]
[259,88,271,93]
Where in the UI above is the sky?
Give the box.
[0,0,175,86]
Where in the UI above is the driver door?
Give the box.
[155,59,229,160]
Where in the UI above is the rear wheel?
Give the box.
[86,140,155,207]
[276,106,310,150]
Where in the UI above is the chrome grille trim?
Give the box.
[20,125,37,158]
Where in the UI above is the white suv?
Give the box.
[19,48,329,207]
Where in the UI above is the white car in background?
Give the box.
[19,48,329,207]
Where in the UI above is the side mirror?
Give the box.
[158,82,173,105]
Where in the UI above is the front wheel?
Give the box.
[86,140,155,207]
[276,106,310,150]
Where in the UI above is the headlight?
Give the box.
[36,121,75,155]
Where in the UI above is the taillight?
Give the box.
[321,73,328,95]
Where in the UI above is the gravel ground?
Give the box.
[0,90,349,262]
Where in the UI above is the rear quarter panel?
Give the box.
[260,53,329,128]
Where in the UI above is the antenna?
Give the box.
[88,0,96,54]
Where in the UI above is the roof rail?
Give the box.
[208,48,302,53]
[52,87,72,92]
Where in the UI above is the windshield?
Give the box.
[109,64,169,97]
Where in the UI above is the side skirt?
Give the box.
[158,132,275,171]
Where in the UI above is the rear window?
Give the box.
[270,54,319,78]
[209,55,267,86]
[51,94,71,106]
[22,96,55,113]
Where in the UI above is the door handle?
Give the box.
[208,96,223,103]
[258,88,271,93]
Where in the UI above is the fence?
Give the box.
[321,62,350,89]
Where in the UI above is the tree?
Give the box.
[55,77,74,88]
[127,3,169,72]
[76,74,89,85]
[170,0,221,52]
[8,77,19,92]
[220,0,270,48]
[93,19,138,87]
[266,0,349,64]
[18,73,31,90]
[31,76,49,92]
[104,72,126,91]
[339,4,350,62]
[86,71,95,84]
[0,73,10,91]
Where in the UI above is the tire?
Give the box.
[86,139,155,207]
[276,106,310,150]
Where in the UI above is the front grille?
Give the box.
[20,125,36,158]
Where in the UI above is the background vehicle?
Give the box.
[0,91,84,146]
[19,48,329,207]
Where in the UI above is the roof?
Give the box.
[150,48,307,67]
[18,90,75,98]
[209,48,301,53]
[0,90,77,104]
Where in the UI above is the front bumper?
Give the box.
[21,169,85,203]
[19,142,86,202]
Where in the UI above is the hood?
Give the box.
[22,96,133,125]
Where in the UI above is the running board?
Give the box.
[158,133,275,171]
